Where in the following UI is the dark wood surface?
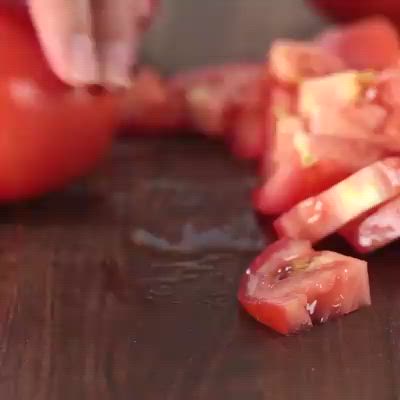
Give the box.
[0,1,399,399]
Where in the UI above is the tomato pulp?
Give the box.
[274,158,400,243]
[238,238,371,335]
[340,195,400,253]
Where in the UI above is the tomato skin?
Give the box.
[298,69,400,152]
[375,69,400,110]
[274,158,400,243]
[227,75,267,160]
[307,0,400,25]
[340,196,400,253]
[238,238,371,335]
[121,68,187,135]
[0,8,118,200]
[317,17,400,70]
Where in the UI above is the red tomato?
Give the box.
[229,108,265,160]
[269,40,345,84]
[0,8,118,200]
[298,71,375,120]
[307,0,400,25]
[317,17,400,70]
[306,104,388,140]
[374,68,400,109]
[340,195,400,253]
[274,157,400,243]
[170,64,263,138]
[298,70,400,150]
[238,238,371,335]
[227,76,267,160]
[254,115,384,215]
[121,68,187,135]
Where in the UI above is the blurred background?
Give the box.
[141,0,326,73]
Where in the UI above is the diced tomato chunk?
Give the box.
[274,157,400,243]
[254,114,385,215]
[269,40,345,84]
[229,106,265,160]
[374,68,400,109]
[298,69,400,150]
[170,64,263,137]
[317,17,400,70]
[298,71,372,118]
[383,110,400,147]
[307,103,388,140]
[238,238,371,335]
[340,195,400,253]
[227,76,267,160]
[121,68,187,135]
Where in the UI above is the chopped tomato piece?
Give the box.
[298,71,374,118]
[227,76,267,160]
[121,68,187,135]
[170,64,263,137]
[317,17,400,70]
[269,40,345,84]
[306,103,388,140]
[374,68,400,109]
[274,157,400,243]
[229,106,265,160]
[254,115,385,215]
[238,238,371,335]
[298,71,400,149]
[383,110,400,149]
[340,195,400,253]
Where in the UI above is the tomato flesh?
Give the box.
[317,16,400,70]
[340,195,400,253]
[238,238,371,335]
[121,68,187,135]
[170,64,263,138]
[269,40,345,84]
[254,113,385,215]
[227,75,267,160]
[274,157,400,243]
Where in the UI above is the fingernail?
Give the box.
[70,34,99,85]
[100,40,136,89]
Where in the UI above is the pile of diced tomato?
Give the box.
[3,7,400,335]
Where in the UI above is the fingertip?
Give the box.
[69,33,100,85]
[99,37,138,89]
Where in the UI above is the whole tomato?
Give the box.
[0,8,118,201]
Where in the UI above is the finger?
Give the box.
[136,0,159,31]
[28,0,99,85]
[94,0,142,88]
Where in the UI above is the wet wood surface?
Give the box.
[0,1,399,399]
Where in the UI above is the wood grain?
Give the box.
[0,138,398,400]
[0,0,398,399]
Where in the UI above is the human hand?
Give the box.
[27,0,157,87]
